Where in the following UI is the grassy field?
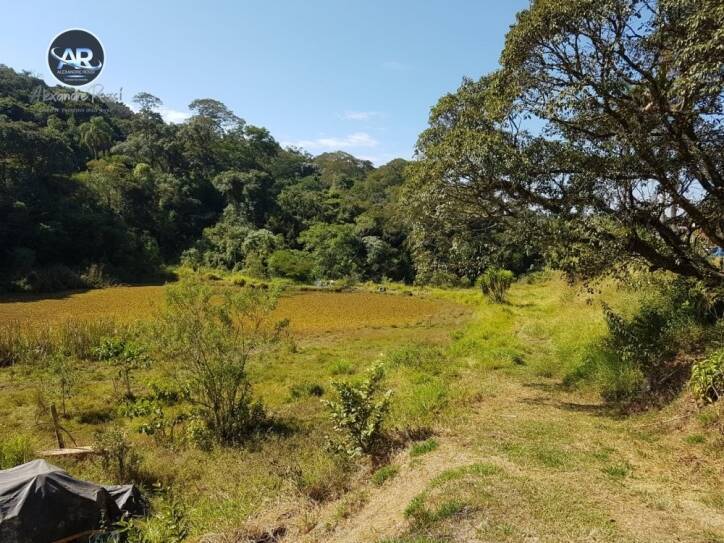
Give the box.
[0,274,722,542]
[0,287,462,334]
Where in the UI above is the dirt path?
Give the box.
[280,377,724,543]
[310,441,477,543]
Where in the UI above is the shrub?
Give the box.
[94,427,142,482]
[116,495,188,543]
[157,279,284,445]
[690,349,724,405]
[268,249,315,282]
[476,268,514,303]
[94,336,150,399]
[323,363,392,457]
[46,353,78,417]
[0,435,34,469]
[602,304,668,383]
[14,265,87,293]
[585,276,717,402]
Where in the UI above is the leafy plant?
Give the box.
[94,336,150,399]
[323,363,392,457]
[46,353,78,417]
[94,427,141,483]
[113,495,188,543]
[157,279,284,445]
[690,349,724,405]
[268,249,315,282]
[476,268,514,303]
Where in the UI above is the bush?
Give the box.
[584,277,718,402]
[690,349,724,405]
[323,363,392,457]
[0,435,34,469]
[94,427,142,482]
[116,495,188,543]
[94,336,150,399]
[268,249,315,282]
[13,265,87,293]
[157,279,283,445]
[46,353,78,417]
[476,268,514,303]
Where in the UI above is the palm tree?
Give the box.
[79,116,113,159]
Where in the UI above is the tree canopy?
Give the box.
[0,66,412,290]
[406,0,723,286]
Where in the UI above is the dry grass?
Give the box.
[0,288,458,335]
[0,286,163,324]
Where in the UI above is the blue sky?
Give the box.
[1,0,529,164]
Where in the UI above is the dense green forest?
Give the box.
[0,67,418,291]
[3,0,721,294]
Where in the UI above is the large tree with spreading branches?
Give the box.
[407,0,723,285]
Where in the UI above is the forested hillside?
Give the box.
[0,66,413,291]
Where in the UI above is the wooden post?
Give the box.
[50,403,65,449]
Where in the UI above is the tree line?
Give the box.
[0,67,413,290]
[1,0,721,293]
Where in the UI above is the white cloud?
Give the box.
[127,100,192,124]
[341,110,381,121]
[159,107,191,124]
[283,132,379,151]
[358,151,410,166]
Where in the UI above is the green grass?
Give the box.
[410,438,438,457]
[0,273,722,542]
[371,465,399,486]
[0,435,34,469]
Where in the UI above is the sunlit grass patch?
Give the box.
[410,438,438,457]
[601,463,631,479]
[371,464,399,486]
[398,460,621,542]
[329,359,356,376]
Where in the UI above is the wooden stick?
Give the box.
[50,403,65,449]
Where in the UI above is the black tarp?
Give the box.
[0,459,146,543]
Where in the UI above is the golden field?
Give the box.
[0,287,462,334]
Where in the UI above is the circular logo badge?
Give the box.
[47,29,104,86]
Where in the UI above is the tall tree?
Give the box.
[410,0,723,285]
[79,116,114,159]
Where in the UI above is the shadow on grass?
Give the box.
[521,382,626,419]
[0,289,92,304]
